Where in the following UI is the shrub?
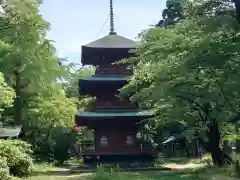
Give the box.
[0,140,34,177]
[93,165,152,180]
[93,165,129,180]
[200,153,213,166]
[0,158,12,180]
[53,130,77,165]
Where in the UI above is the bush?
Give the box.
[200,153,213,166]
[93,165,152,180]
[53,130,77,165]
[0,140,34,177]
[0,158,12,180]
[93,165,119,180]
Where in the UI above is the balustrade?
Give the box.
[95,65,133,76]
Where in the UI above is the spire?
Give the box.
[109,0,116,35]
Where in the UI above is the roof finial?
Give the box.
[109,0,116,35]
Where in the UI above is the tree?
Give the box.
[121,5,240,166]
[0,0,79,162]
[63,67,95,99]
[0,0,52,125]
[193,0,240,24]
[157,0,186,27]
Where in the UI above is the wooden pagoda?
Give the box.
[75,0,154,163]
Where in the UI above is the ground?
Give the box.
[24,171,201,180]
[24,154,240,180]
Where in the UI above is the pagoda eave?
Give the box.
[75,111,153,127]
[79,76,129,96]
[81,47,135,65]
[80,76,129,81]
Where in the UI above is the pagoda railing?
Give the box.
[80,141,95,154]
[79,141,153,154]
[95,65,133,76]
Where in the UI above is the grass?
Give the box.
[23,163,92,180]
[23,154,240,180]
[24,162,203,180]
[24,174,92,180]
[94,172,202,180]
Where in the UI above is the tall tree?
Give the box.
[157,0,186,27]
[0,0,78,161]
[0,0,68,125]
[121,2,240,166]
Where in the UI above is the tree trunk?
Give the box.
[233,0,240,24]
[14,71,23,125]
[208,118,233,166]
[196,118,233,166]
[236,125,240,153]
[236,140,240,153]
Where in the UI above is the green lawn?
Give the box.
[24,172,202,180]
[24,154,240,180]
[24,174,92,180]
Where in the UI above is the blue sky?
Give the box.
[39,0,166,65]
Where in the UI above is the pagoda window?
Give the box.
[100,136,108,146]
[126,135,134,145]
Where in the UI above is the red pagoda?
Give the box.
[75,0,154,163]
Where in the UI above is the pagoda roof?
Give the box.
[83,34,137,49]
[76,110,153,118]
[75,110,154,126]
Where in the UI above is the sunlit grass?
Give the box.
[24,173,93,180]
[33,162,69,172]
[24,154,240,180]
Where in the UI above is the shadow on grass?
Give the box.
[94,170,205,180]
[31,166,171,177]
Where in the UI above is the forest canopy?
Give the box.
[121,0,240,166]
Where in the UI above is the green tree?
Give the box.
[64,67,95,98]
[157,0,186,27]
[0,0,78,162]
[121,4,240,165]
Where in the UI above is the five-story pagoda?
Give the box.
[75,0,154,163]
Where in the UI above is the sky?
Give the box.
[39,0,166,65]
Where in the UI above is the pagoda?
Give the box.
[75,0,154,163]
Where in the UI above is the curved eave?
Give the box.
[79,76,130,96]
[76,111,153,117]
[75,111,154,126]
[81,34,138,65]
[80,76,130,81]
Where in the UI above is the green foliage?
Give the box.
[93,165,123,180]
[123,14,239,133]
[64,67,95,98]
[121,0,240,165]
[197,153,213,166]
[0,72,15,113]
[53,129,77,165]
[25,91,77,162]
[0,140,33,177]
[157,0,187,27]
[0,0,80,163]
[0,158,12,180]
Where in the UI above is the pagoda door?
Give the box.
[96,127,124,153]
[108,129,123,152]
